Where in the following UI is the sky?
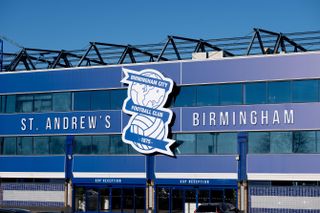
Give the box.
[1,0,320,53]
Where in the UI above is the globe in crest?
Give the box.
[130,71,166,109]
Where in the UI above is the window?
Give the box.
[175,134,196,154]
[110,135,128,154]
[3,137,16,155]
[74,136,92,154]
[0,96,3,113]
[270,132,292,153]
[216,132,237,154]
[248,132,270,153]
[196,133,215,154]
[74,91,91,111]
[50,136,66,154]
[34,94,52,112]
[197,85,219,106]
[17,137,33,155]
[292,80,318,103]
[174,86,196,107]
[268,81,291,103]
[219,84,243,105]
[91,91,110,110]
[245,82,267,104]
[53,93,71,112]
[92,135,109,154]
[16,95,34,112]
[34,137,49,154]
[293,131,316,153]
[110,89,126,110]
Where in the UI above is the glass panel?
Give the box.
[220,84,243,105]
[216,132,237,154]
[157,187,169,213]
[74,136,92,154]
[175,134,196,154]
[74,91,91,111]
[293,131,316,153]
[110,89,126,110]
[268,81,291,103]
[5,95,16,113]
[224,189,237,206]
[210,190,223,203]
[111,188,122,212]
[16,95,33,112]
[34,94,52,112]
[248,132,270,153]
[91,90,110,110]
[317,131,320,153]
[53,93,71,112]
[34,137,49,154]
[172,189,183,212]
[245,82,267,104]
[174,86,196,107]
[197,85,219,106]
[50,136,65,154]
[0,96,2,113]
[199,190,210,203]
[270,132,292,153]
[110,135,127,154]
[75,187,86,212]
[100,188,110,212]
[17,137,33,155]
[185,190,197,213]
[197,133,215,154]
[123,188,134,212]
[86,188,99,211]
[292,80,318,102]
[92,135,109,154]
[3,137,17,155]
[135,188,145,213]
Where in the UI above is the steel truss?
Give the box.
[1,28,320,72]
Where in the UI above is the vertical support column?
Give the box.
[65,135,74,212]
[146,155,155,213]
[237,132,248,213]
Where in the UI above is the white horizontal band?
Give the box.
[155,173,237,179]
[252,195,320,209]
[0,172,65,178]
[73,172,146,178]
[248,173,320,181]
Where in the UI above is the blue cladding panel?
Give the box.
[73,155,146,173]
[155,155,237,173]
[0,67,122,94]
[247,154,320,173]
[182,53,320,84]
[0,156,65,172]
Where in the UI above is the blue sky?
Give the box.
[1,0,319,53]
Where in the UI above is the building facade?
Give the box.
[1,51,320,212]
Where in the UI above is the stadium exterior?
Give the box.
[1,29,320,213]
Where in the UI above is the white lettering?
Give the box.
[193,113,200,126]
[72,117,77,129]
[46,118,52,130]
[63,117,69,130]
[220,112,229,126]
[239,111,246,125]
[284,110,294,124]
[105,115,111,128]
[251,111,257,125]
[209,112,216,126]
[273,110,280,124]
[80,116,85,129]
[88,116,97,129]
[54,117,60,130]
[261,110,268,125]
[21,118,27,131]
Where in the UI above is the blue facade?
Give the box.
[1,52,320,212]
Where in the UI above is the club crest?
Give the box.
[121,68,175,156]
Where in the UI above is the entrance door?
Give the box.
[74,186,145,213]
[156,186,237,213]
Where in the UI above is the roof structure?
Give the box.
[1,28,320,72]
